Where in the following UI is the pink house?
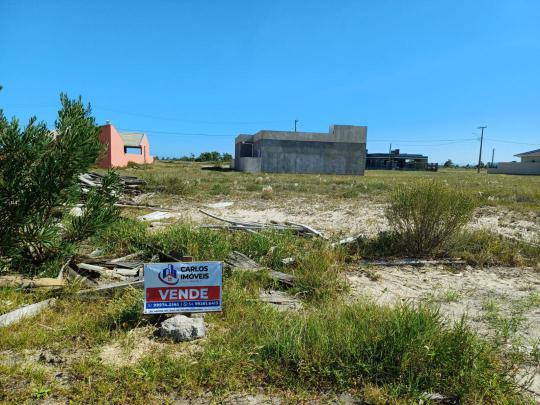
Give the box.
[97,123,154,168]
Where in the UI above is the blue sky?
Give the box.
[1,0,539,164]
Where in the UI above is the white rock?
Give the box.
[137,211,176,221]
[160,315,205,342]
[115,268,139,277]
[69,207,83,217]
[204,201,234,209]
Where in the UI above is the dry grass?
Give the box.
[108,161,540,214]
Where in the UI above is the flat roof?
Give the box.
[119,132,145,147]
[367,153,428,159]
[236,125,367,144]
[515,148,540,157]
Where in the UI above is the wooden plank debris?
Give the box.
[284,220,328,239]
[259,290,302,311]
[0,276,65,289]
[225,251,295,286]
[64,266,99,288]
[0,298,56,327]
[77,279,144,297]
[79,172,146,196]
[199,209,324,236]
[224,251,260,271]
[106,252,144,264]
[76,263,108,274]
[137,211,177,222]
[330,234,363,248]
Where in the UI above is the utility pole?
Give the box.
[491,148,495,168]
[477,126,487,173]
[294,119,299,132]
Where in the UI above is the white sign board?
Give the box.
[144,262,222,314]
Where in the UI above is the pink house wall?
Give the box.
[97,124,154,168]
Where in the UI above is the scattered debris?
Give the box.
[224,251,260,271]
[225,251,295,286]
[420,392,451,403]
[281,257,295,265]
[359,258,466,266]
[0,276,65,289]
[77,280,144,297]
[331,234,363,248]
[160,314,206,342]
[0,298,56,327]
[79,172,146,196]
[76,263,108,275]
[204,201,234,209]
[259,290,302,311]
[69,206,83,217]
[64,265,98,288]
[285,220,328,239]
[137,211,177,222]
[199,209,325,236]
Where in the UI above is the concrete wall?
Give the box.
[521,156,539,163]
[257,139,365,174]
[234,124,367,175]
[236,157,262,173]
[487,162,540,175]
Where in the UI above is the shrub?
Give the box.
[261,185,273,199]
[385,180,476,256]
[0,94,119,274]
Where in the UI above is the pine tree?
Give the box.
[0,94,119,274]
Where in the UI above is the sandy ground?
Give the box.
[347,265,540,341]
[141,195,539,243]
[137,194,540,398]
[347,264,540,397]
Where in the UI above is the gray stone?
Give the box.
[160,315,205,342]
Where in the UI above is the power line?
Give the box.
[95,105,289,126]
[117,128,235,137]
[484,138,540,146]
[369,137,478,144]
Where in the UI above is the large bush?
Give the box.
[0,94,119,274]
[385,180,476,256]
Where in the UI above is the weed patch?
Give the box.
[385,180,476,256]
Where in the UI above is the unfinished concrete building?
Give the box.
[234,125,367,175]
[366,149,438,171]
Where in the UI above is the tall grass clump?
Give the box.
[255,302,524,402]
[385,180,476,256]
[292,244,347,302]
[450,229,540,266]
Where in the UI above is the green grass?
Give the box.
[114,161,540,212]
[2,163,538,403]
[0,274,531,403]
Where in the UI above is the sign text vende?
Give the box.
[144,262,222,314]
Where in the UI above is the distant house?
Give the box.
[234,125,367,175]
[96,123,153,168]
[487,149,540,175]
[366,149,437,171]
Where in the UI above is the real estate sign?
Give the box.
[144,262,222,314]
